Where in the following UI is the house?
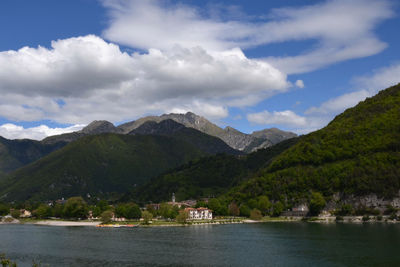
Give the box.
[185,207,213,220]
[19,209,32,218]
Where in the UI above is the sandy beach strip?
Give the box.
[35,220,100,227]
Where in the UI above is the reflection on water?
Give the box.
[1,223,400,266]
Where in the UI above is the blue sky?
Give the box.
[0,0,399,140]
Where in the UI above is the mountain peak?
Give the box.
[80,120,117,134]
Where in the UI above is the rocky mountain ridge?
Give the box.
[43,112,296,152]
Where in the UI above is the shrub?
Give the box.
[377,215,383,221]
[272,201,284,217]
[388,214,398,221]
[10,209,20,219]
[176,210,188,224]
[141,210,153,224]
[335,216,344,222]
[249,209,262,220]
[100,210,113,224]
[335,204,353,216]
[309,192,326,216]
[362,215,370,222]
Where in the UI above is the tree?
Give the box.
[176,210,188,224]
[53,203,64,218]
[309,192,326,216]
[0,203,9,216]
[258,196,271,215]
[228,202,240,217]
[240,204,251,217]
[141,210,153,224]
[63,197,88,219]
[125,203,142,219]
[272,201,284,217]
[34,204,52,219]
[146,204,157,216]
[208,198,222,215]
[10,209,20,219]
[100,210,113,224]
[250,209,262,220]
[159,203,179,219]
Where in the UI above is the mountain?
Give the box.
[124,137,298,203]
[130,120,242,155]
[42,120,121,144]
[0,124,241,201]
[225,83,400,207]
[0,137,66,176]
[118,112,296,152]
[42,113,296,152]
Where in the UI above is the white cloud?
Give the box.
[103,0,393,73]
[295,80,305,88]
[0,123,85,140]
[247,110,307,127]
[306,63,400,116]
[0,35,289,125]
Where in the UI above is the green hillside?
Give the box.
[0,133,224,201]
[0,137,66,176]
[226,83,400,207]
[128,138,298,203]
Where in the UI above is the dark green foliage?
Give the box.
[208,198,226,215]
[100,210,113,224]
[115,203,141,219]
[272,201,284,217]
[176,210,188,223]
[309,192,326,216]
[63,197,88,219]
[159,203,179,219]
[141,210,153,224]
[0,203,9,216]
[257,196,271,215]
[129,138,298,203]
[239,204,251,217]
[362,215,370,222]
[33,204,52,219]
[0,133,214,201]
[10,209,20,219]
[335,216,344,221]
[0,136,65,175]
[335,204,353,216]
[225,84,400,207]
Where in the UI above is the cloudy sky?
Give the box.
[0,0,399,140]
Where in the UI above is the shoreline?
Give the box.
[1,216,398,228]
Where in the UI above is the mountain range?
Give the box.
[43,112,297,152]
[1,83,399,204]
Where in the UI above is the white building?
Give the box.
[185,207,212,220]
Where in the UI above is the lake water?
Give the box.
[1,222,400,266]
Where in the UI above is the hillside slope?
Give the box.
[0,137,66,176]
[228,83,400,206]
[127,138,298,203]
[0,129,238,201]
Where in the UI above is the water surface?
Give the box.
[1,223,399,266]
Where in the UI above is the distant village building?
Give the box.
[282,203,309,217]
[185,207,213,220]
[19,209,32,218]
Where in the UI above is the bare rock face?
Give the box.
[117,112,296,152]
[251,128,297,145]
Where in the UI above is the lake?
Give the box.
[1,222,400,266]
